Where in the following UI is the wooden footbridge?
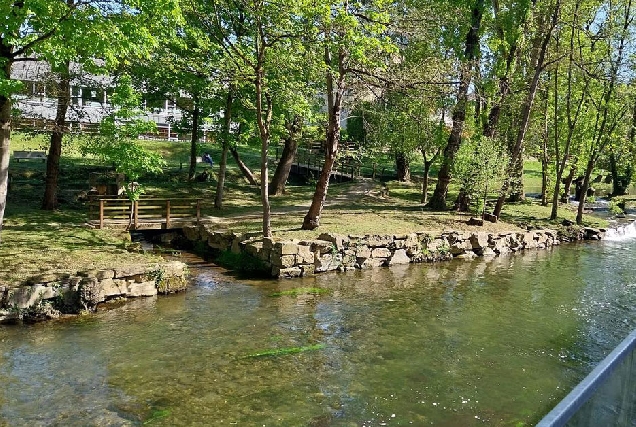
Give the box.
[88,197,204,230]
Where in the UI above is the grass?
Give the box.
[0,132,613,288]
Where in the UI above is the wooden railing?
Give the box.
[88,197,203,229]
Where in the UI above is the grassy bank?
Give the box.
[1,133,610,287]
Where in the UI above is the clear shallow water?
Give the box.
[2,239,636,426]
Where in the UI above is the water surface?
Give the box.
[1,237,636,426]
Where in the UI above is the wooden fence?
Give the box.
[88,197,203,229]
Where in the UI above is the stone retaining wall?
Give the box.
[0,261,188,324]
[182,224,605,279]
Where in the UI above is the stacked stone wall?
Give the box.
[182,224,605,279]
[0,261,188,324]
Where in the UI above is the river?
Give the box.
[1,226,636,426]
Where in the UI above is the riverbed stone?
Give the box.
[272,254,296,268]
[371,247,392,258]
[318,233,348,250]
[127,281,157,297]
[355,245,372,259]
[6,285,57,309]
[300,264,315,276]
[367,234,392,247]
[297,245,315,264]
[182,225,201,241]
[470,232,490,250]
[481,247,496,257]
[114,265,147,279]
[245,241,263,257]
[274,267,303,279]
[456,251,477,260]
[273,241,298,256]
[100,279,121,298]
[388,249,411,265]
[315,253,340,272]
[306,240,334,255]
[358,257,386,268]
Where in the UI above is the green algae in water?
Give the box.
[268,287,330,297]
[143,408,171,425]
[244,344,326,358]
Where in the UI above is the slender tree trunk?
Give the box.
[541,145,549,206]
[302,45,345,230]
[42,62,71,210]
[420,150,440,204]
[254,28,273,237]
[576,159,595,224]
[269,115,301,195]
[395,151,410,182]
[229,146,259,187]
[561,166,576,203]
[493,1,559,219]
[428,0,484,210]
[188,100,200,181]
[0,55,12,243]
[214,90,233,209]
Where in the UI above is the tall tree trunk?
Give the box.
[188,100,200,181]
[0,56,12,243]
[302,45,346,230]
[229,146,259,187]
[43,62,71,210]
[214,90,233,209]
[428,0,484,210]
[269,115,301,195]
[493,1,559,219]
[508,154,525,202]
[395,151,410,182]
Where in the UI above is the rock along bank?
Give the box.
[181,224,606,279]
[0,261,188,324]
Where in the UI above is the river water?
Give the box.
[1,228,636,426]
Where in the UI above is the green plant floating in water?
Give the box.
[244,344,326,358]
[143,408,171,425]
[268,287,330,297]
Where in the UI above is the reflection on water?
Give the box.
[1,243,636,426]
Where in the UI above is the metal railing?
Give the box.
[537,329,636,427]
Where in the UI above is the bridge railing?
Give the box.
[88,197,202,229]
[537,328,636,427]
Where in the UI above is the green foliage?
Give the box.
[80,75,166,203]
[454,137,508,214]
[609,200,625,215]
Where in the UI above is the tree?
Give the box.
[427,0,485,210]
[301,0,396,229]
[492,0,561,219]
[0,0,179,240]
[80,75,166,229]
